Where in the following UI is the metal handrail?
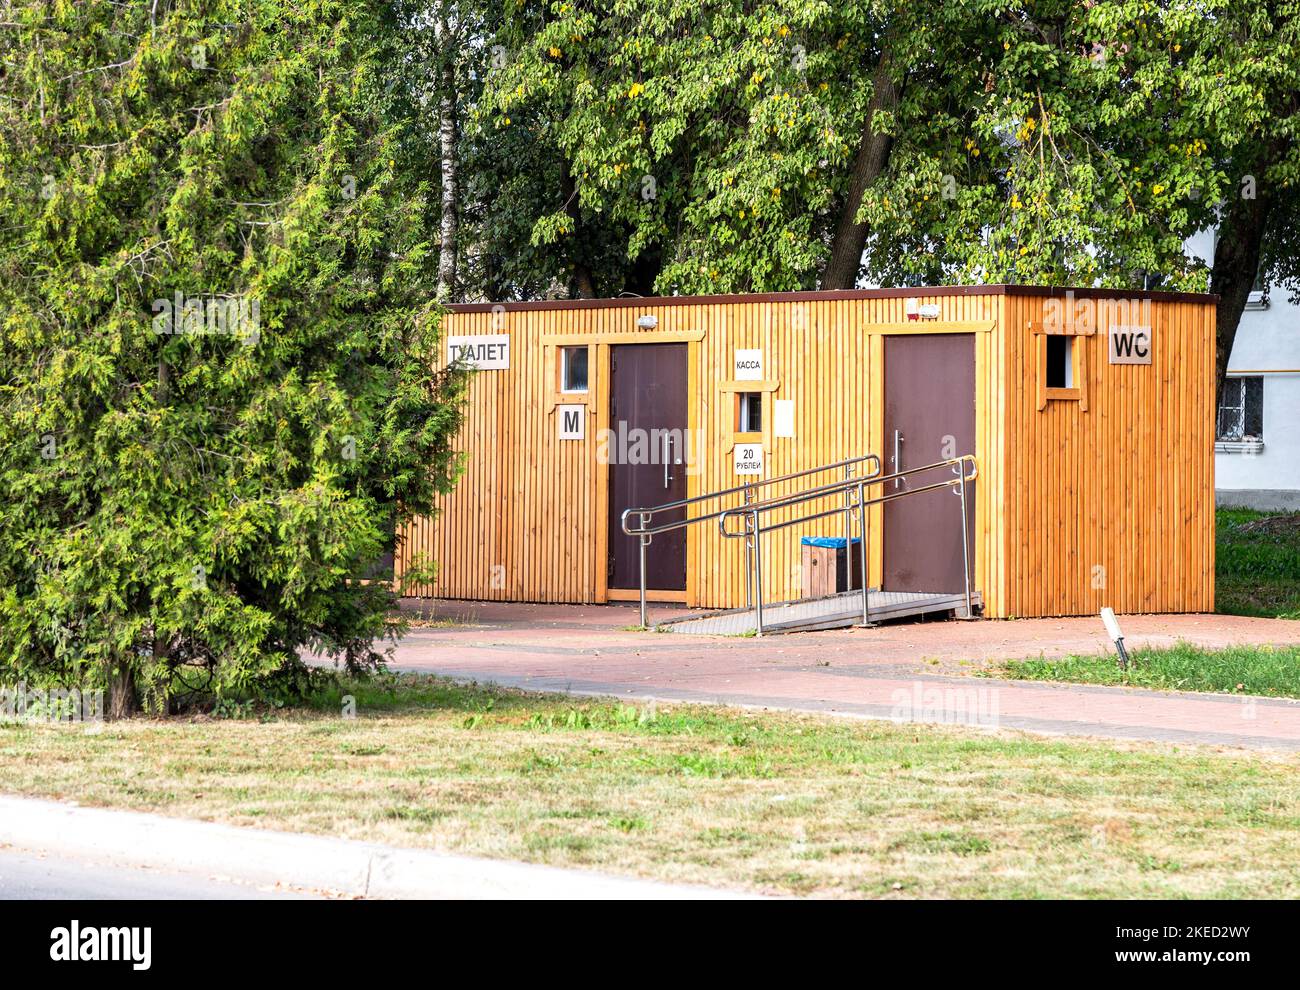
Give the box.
[621,453,880,537]
[718,456,977,536]
[619,453,883,626]
[717,455,978,635]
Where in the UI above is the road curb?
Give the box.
[0,795,757,899]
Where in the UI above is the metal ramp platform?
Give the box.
[660,588,983,636]
[620,450,980,636]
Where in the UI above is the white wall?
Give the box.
[1187,230,1300,499]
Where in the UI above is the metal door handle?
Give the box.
[663,433,672,488]
[893,430,904,489]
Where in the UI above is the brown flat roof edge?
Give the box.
[448,284,1217,314]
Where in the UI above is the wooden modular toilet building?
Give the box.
[396,286,1217,624]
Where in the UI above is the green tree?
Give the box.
[0,0,468,716]
[882,1,1300,402]
[1185,2,1300,400]
[485,0,904,294]
[382,0,654,301]
[482,0,1300,403]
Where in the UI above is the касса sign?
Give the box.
[733,349,763,381]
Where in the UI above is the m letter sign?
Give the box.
[448,334,511,369]
[558,404,585,440]
[1108,326,1151,365]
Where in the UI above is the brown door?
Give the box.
[608,344,689,591]
[882,334,976,593]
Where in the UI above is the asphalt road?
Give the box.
[0,849,318,900]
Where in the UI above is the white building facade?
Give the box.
[1186,230,1300,511]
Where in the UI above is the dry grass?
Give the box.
[2,674,1299,898]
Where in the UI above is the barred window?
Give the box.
[1216,377,1263,442]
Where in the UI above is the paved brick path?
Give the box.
[390,601,1300,751]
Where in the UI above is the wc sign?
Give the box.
[1108,326,1151,365]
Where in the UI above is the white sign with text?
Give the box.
[1108,326,1152,365]
[447,334,511,369]
[557,404,585,440]
[733,349,763,381]
[734,443,764,476]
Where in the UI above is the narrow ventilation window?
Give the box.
[560,345,589,392]
[1037,330,1086,410]
[737,392,763,433]
[1046,335,1073,389]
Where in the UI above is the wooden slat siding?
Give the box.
[996,294,1215,617]
[1205,312,1212,596]
[398,290,1211,616]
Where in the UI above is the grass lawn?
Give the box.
[995,508,1300,698]
[3,673,1299,898]
[1217,507,1300,619]
[1002,643,1300,698]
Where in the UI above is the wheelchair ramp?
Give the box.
[659,589,981,636]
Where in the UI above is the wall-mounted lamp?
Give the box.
[905,299,941,321]
[636,314,658,329]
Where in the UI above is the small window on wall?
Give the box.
[1046,335,1073,388]
[1247,267,1269,309]
[1037,331,1085,410]
[560,345,589,392]
[1217,376,1263,443]
[737,392,763,433]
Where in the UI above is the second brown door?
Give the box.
[882,334,976,594]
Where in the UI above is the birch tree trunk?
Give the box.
[434,13,458,301]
